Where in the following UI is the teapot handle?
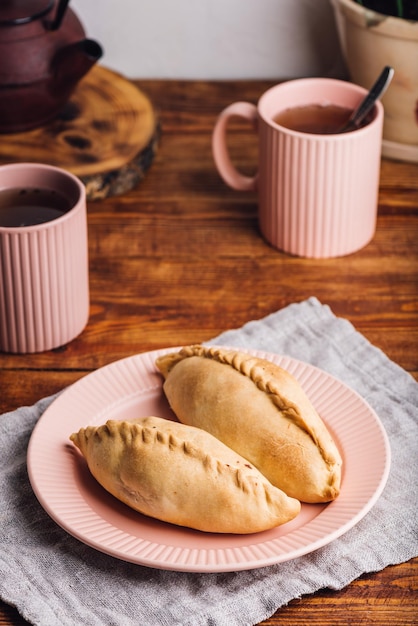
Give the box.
[49,0,70,30]
[212,102,259,192]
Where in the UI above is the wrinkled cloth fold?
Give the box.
[1,297,417,626]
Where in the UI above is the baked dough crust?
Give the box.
[70,415,300,534]
[156,345,342,503]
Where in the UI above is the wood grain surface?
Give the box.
[0,66,159,199]
[0,78,417,626]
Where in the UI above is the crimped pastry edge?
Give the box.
[71,417,288,500]
[156,344,341,470]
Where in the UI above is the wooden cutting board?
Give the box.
[0,65,159,200]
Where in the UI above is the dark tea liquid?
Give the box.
[273,104,355,135]
[0,187,71,227]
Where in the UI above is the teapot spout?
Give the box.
[52,38,103,95]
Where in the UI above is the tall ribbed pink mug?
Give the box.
[0,163,89,353]
[212,78,384,258]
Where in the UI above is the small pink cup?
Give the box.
[212,78,384,258]
[0,163,89,353]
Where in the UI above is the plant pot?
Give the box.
[331,0,418,162]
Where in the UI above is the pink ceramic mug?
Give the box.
[0,163,89,353]
[212,78,384,258]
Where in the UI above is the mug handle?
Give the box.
[212,102,258,191]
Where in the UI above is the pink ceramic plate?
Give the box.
[27,347,391,572]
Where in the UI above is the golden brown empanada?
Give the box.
[156,345,342,503]
[70,415,300,534]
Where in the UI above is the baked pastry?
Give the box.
[70,415,300,534]
[156,345,342,503]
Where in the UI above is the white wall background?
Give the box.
[71,0,346,80]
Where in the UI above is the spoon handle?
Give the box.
[348,66,394,129]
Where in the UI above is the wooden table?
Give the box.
[1,79,417,625]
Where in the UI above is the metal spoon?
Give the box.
[337,66,394,133]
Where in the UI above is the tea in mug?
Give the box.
[0,187,71,227]
[273,104,355,135]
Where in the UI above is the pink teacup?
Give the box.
[212,78,384,258]
[0,162,89,353]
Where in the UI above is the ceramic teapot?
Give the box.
[0,0,103,133]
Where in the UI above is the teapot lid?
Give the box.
[0,0,54,25]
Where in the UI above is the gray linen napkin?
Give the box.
[1,297,417,626]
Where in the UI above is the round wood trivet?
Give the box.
[0,66,159,200]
